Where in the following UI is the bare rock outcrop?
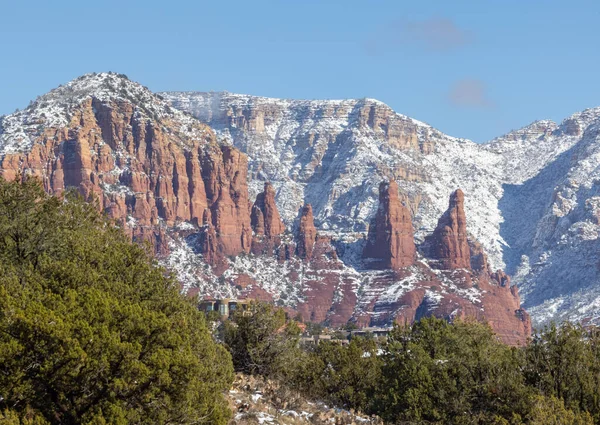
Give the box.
[363,180,415,269]
[250,182,285,254]
[251,182,285,238]
[469,239,490,274]
[295,235,350,324]
[355,101,435,154]
[202,145,253,257]
[480,274,532,346]
[426,189,471,269]
[296,204,317,260]
[0,73,252,263]
[0,73,534,346]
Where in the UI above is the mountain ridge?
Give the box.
[162,88,600,326]
[1,72,598,329]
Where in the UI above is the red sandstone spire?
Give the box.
[297,204,317,260]
[428,189,471,269]
[251,182,285,237]
[363,180,415,269]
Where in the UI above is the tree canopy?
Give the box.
[0,178,233,425]
[222,305,600,425]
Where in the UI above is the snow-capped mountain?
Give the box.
[498,108,600,325]
[161,92,509,267]
[162,91,600,326]
[0,72,598,331]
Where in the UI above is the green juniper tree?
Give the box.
[0,178,233,425]
[374,317,529,424]
[525,322,600,423]
[223,302,302,379]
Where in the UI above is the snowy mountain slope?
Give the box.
[0,73,205,157]
[0,73,598,327]
[163,91,600,326]
[162,91,509,270]
[502,108,600,325]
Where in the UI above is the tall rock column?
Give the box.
[427,189,471,269]
[296,204,317,260]
[363,180,415,269]
[251,182,285,237]
[222,146,252,252]
[250,182,285,254]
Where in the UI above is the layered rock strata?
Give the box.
[0,73,253,262]
[0,73,533,345]
[363,180,415,269]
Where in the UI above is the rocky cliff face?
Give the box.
[1,72,574,343]
[161,91,507,269]
[163,90,600,327]
[0,73,254,264]
[495,108,600,325]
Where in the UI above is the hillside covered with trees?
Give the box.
[222,304,600,425]
[1,178,600,425]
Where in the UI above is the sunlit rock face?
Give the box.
[363,180,415,270]
[164,90,600,327]
[424,189,471,270]
[17,73,600,344]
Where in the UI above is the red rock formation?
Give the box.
[250,182,285,255]
[296,204,317,260]
[469,239,490,274]
[349,264,531,345]
[295,235,351,324]
[356,184,533,345]
[251,182,285,237]
[363,180,415,269]
[198,209,220,266]
[427,189,471,269]
[479,274,532,346]
[251,206,266,236]
[132,226,169,257]
[491,269,511,287]
[0,75,532,346]
[0,92,252,264]
[202,145,252,257]
[276,243,296,263]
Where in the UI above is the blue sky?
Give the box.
[2,0,599,142]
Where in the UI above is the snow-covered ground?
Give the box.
[0,72,207,156]
[163,91,600,326]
